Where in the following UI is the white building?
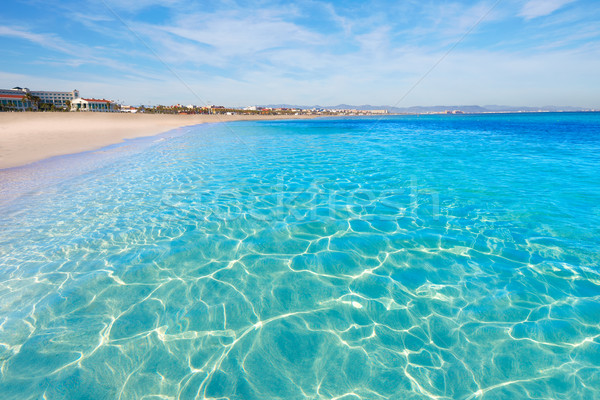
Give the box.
[30,88,79,109]
[0,93,33,111]
[120,105,138,113]
[71,98,119,112]
[0,87,79,109]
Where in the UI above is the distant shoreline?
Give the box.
[0,112,318,170]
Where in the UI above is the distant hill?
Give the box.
[256,104,594,113]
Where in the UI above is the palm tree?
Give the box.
[32,95,41,109]
[21,93,41,110]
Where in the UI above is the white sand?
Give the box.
[0,112,312,169]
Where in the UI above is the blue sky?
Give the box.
[1,0,599,107]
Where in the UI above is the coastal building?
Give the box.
[368,109,389,114]
[0,87,79,109]
[30,88,79,109]
[120,105,138,113]
[0,93,33,111]
[71,98,119,112]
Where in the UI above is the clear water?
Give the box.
[1,114,600,399]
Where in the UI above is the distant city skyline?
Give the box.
[1,0,599,107]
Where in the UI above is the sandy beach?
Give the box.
[0,112,312,170]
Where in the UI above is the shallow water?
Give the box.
[1,114,599,399]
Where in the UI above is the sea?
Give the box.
[0,113,599,399]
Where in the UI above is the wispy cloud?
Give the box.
[96,0,185,13]
[0,26,74,54]
[519,0,576,20]
[0,25,166,82]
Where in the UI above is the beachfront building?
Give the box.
[120,105,138,113]
[30,88,79,109]
[71,98,119,112]
[0,93,34,111]
[0,87,79,110]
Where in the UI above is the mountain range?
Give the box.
[258,104,596,113]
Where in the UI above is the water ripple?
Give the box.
[1,114,600,399]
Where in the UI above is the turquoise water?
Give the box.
[1,113,600,399]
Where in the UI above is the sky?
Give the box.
[0,0,599,107]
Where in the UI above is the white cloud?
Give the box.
[3,37,598,108]
[96,0,185,13]
[0,26,165,81]
[157,11,325,58]
[0,26,74,54]
[519,0,576,20]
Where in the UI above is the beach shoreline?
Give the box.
[0,112,315,170]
